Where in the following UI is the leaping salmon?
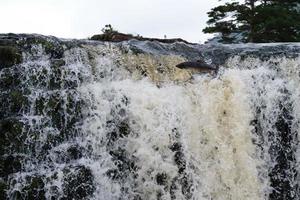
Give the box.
[176,60,217,73]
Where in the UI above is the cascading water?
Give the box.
[0,35,299,200]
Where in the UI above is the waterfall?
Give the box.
[0,35,300,200]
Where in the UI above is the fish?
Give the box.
[176,60,217,73]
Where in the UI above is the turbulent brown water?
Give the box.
[0,35,300,200]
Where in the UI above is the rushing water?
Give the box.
[1,39,300,200]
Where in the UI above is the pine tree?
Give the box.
[253,0,300,42]
[203,1,244,43]
[203,0,300,43]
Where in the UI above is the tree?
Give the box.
[101,24,118,34]
[253,1,300,42]
[203,0,300,43]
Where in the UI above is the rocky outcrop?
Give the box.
[90,32,193,44]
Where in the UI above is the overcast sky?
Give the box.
[0,0,223,43]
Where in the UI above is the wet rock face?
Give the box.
[21,175,46,200]
[0,34,88,199]
[197,44,300,66]
[0,118,25,155]
[0,180,8,200]
[0,46,22,69]
[63,165,95,200]
[269,102,297,200]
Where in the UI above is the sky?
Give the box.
[0,0,223,43]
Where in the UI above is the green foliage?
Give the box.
[101,24,118,34]
[203,0,300,43]
[253,3,300,42]
[90,24,119,41]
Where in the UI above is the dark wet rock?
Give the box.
[118,121,130,137]
[104,113,137,183]
[169,173,194,199]
[106,119,131,146]
[0,69,21,91]
[18,35,64,59]
[108,147,136,177]
[66,145,84,160]
[169,128,187,174]
[268,101,296,200]
[123,39,203,61]
[197,43,300,66]
[170,176,179,200]
[42,133,65,153]
[10,90,28,111]
[49,59,65,90]
[51,58,65,67]
[62,165,95,200]
[0,46,22,69]
[47,95,64,129]
[36,91,83,130]
[174,151,186,174]
[11,190,22,199]
[156,172,168,186]
[47,59,82,90]
[0,180,7,199]
[169,142,182,152]
[0,118,25,155]
[0,154,23,177]
[169,127,191,198]
[0,38,17,46]
[0,90,29,115]
[122,40,300,67]
[2,33,299,70]
[51,144,88,164]
[22,175,46,200]
[180,173,193,199]
[251,88,298,200]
